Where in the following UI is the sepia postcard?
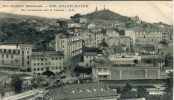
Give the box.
[0,1,173,100]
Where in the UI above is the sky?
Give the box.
[0,1,173,25]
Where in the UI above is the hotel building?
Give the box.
[0,44,32,71]
[31,51,64,74]
[55,34,82,62]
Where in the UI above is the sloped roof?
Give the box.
[84,52,98,56]
[49,83,117,100]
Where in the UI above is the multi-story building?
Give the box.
[162,32,171,41]
[135,30,163,45]
[0,44,32,71]
[88,24,95,29]
[118,36,132,48]
[125,29,136,46]
[78,52,98,67]
[31,51,64,74]
[106,38,119,47]
[83,32,104,48]
[92,55,161,81]
[95,33,104,47]
[109,53,141,63]
[68,23,81,28]
[125,29,163,46]
[106,29,119,38]
[55,34,82,62]
[79,17,87,24]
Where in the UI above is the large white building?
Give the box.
[125,29,136,46]
[31,51,64,74]
[125,29,163,46]
[0,44,32,71]
[109,53,141,63]
[55,34,82,62]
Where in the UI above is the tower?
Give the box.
[104,5,105,10]
[95,6,97,12]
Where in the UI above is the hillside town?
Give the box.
[0,7,173,100]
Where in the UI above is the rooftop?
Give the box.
[32,51,64,57]
[49,83,117,100]
[84,52,98,56]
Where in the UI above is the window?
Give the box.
[6,55,8,58]
[18,50,20,54]
[11,55,13,58]
[34,63,36,66]
[2,54,4,58]
[37,63,39,65]
[55,58,58,60]
[52,67,54,70]
[9,50,11,53]
[2,60,4,64]
[27,51,29,54]
[13,50,16,54]
[4,49,6,53]
[27,56,29,59]
[38,68,40,71]
[41,63,43,65]
[27,61,30,65]
[33,68,36,71]
[41,68,44,71]
[52,58,54,60]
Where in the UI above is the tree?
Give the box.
[165,54,173,67]
[164,72,173,100]
[121,83,132,93]
[160,40,168,46]
[11,75,23,94]
[120,83,137,99]
[120,91,137,99]
[137,86,149,98]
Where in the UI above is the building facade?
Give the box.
[118,36,132,48]
[92,63,161,81]
[125,29,163,46]
[92,55,160,81]
[55,34,82,62]
[31,51,64,74]
[0,44,32,71]
[82,52,98,67]
[109,53,141,63]
[135,30,162,45]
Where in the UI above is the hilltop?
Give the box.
[83,9,129,22]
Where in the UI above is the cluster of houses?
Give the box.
[0,9,173,100]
